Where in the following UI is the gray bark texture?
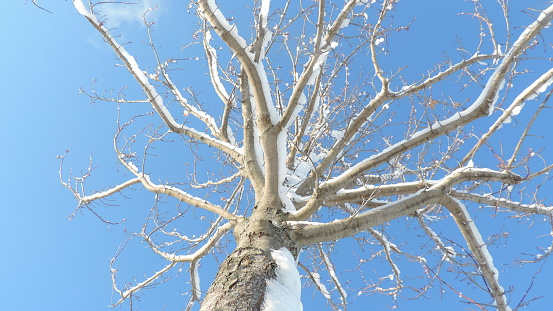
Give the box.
[200,247,276,311]
[200,217,299,311]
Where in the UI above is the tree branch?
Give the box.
[442,196,510,311]
[461,67,553,165]
[290,167,522,241]
[73,0,243,163]
[297,3,553,197]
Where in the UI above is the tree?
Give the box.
[60,0,553,310]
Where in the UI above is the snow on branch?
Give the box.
[197,0,275,125]
[295,165,522,221]
[442,196,511,311]
[462,67,553,164]
[142,222,233,262]
[111,261,177,307]
[72,0,243,163]
[277,0,359,132]
[250,0,273,63]
[325,181,429,205]
[291,167,522,243]
[78,177,141,205]
[297,262,337,309]
[203,29,231,104]
[111,222,233,306]
[160,66,222,138]
[319,245,348,306]
[300,4,553,197]
[416,215,460,263]
[367,229,402,293]
[449,190,553,216]
[136,172,238,221]
[392,54,501,98]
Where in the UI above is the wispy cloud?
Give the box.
[100,0,162,28]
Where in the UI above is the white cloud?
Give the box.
[101,0,162,28]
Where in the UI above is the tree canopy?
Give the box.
[59,0,553,310]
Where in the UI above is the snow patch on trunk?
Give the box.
[262,248,303,311]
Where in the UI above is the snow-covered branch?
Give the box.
[297,4,553,197]
[160,67,222,138]
[391,54,501,98]
[324,181,429,205]
[319,245,348,306]
[239,72,265,193]
[142,222,233,262]
[78,177,141,204]
[111,261,177,307]
[295,166,522,220]
[111,222,233,306]
[197,0,273,124]
[297,262,337,310]
[291,167,522,243]
[442,196,511,311]
[138,173,238,221]
[277,0,358,132]
[367,229,403,293]
[449,190,553,216]
[73,0,243,163]
[462,67,553,164]
[203,29,232,105]
[416,215,460,263]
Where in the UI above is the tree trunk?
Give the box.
[200,218,299,311]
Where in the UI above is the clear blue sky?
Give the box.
[1,1,552,310]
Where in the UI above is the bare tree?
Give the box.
[61,0,553,310]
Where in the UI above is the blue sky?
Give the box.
[1,1,552,310]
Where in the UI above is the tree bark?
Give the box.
[200,218,299,311]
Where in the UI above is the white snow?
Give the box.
[204,0,248,49]
[73,0,91,17]
[257,0,273,61]
[331,129,345,140]
[277,131,296,213]
[205,30,231,101]
[193,260,201,298]
[311,272,331,299]
[511,104,523,116]
[525,68,553,101]
[262,248,303,311]
[340,18,351,29]
[127,161,139,172]
[260,0,271,28]
[451,197,510,310]
[306,52,329,86]
[498,68,553,127]
[536,230,553,260]
[356,0,376,5]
